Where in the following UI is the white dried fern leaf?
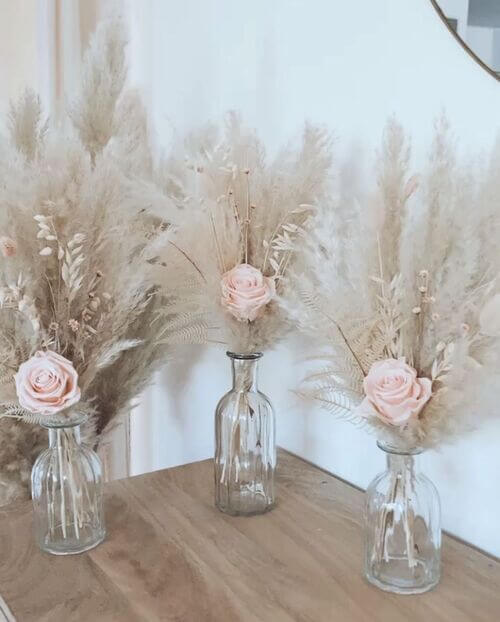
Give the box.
[0,404,45,425]
[94,339,143,370]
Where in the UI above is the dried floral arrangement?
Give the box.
[0,19,206,502]
[159,113,333,353]
[289,116,500,451]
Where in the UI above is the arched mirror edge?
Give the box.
[429,0,500,82]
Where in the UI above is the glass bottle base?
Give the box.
[216,502,275,517]
[365,556,440,594]
[39,525,106,556]
[216,487,275,516]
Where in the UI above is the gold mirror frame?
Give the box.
[429,0,500,82]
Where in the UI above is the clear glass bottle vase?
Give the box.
[31,413,106,555]
[214,352,276,516]
[364,441,441,594]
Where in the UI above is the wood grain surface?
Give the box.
[0,450,498,621]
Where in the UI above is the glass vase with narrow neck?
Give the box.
[31,413,105,555]
[214,352,276,516]
[364,441,441,594]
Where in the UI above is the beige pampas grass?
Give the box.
[0,18,206,502]
[290,116,500,449]
[156,113,333,353]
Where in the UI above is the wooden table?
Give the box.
[0,450,499,621]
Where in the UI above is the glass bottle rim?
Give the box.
[226,351,263,361]
[39,409,88,429]
[377,440,423,456]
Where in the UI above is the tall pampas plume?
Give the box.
[0,17,207,503]
[288,116,500,450]
[69,18,127,159]
[156,113,334,353]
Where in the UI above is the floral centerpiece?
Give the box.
[289,117,500,592]
[162,113,333,352]
[158,113,332,514]
[0,18,206,551]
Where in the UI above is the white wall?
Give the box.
[0,0,39,115]
[126,0,500,559]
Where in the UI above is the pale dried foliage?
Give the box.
[158,113,333,352]
[290,116,500,449]
[0,18,206,502]
[68,18,127,161]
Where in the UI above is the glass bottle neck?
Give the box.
[48,424,82,448]
[377,441,422,475]
[377,441,423,472]
[385,452,416,475]
[230,356,260,392]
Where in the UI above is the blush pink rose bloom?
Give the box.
[14,350,81,415]
[357,357,432,426]
[220,263,275,322]
[0,236,17,257]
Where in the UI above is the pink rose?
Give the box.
[357,357,432,426]
[221,263,275,322]
[0,236,16,257]
[14,350,81,415]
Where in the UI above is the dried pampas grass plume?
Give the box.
[289,116,500,450]
[158,113,334,353]
[0,17,207,502]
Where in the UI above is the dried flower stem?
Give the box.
[168,241,206,283]
[314,303,367,377]
[244,171,251,264]
[374,460,417,570]
[377,234,386,299]
[209,211,226,273]
[261,206,295,273]
[414,271,429,372]
[56,435,67,538]
[278,249,293,279]
[229,191,242,228]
